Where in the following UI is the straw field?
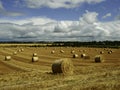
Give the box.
[0,45,120,90]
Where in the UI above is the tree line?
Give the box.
[0,41,119,48]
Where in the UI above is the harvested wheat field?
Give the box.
[0,46,120,90]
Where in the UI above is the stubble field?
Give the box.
[0,45,120,90]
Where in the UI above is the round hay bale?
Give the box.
[13,51,17,55]
[71,50,75,54]
[51,50,55,54]
[60,50,64,53]
[81,54,86,58]
[66,47,69,48]
[32,56,39,62]
[95,49,98,51]
[94,55,104,63]
[108,51,112,54]
[79,50,82,52]
[5,56,11,61]
[21,48,24,52]
[110,50,113,53]
[52,58,74,75]
[73,54,79,58]
[33,53,37,56]
[83,50,86,52]
[18,49,21,52]
[100,51,104,54]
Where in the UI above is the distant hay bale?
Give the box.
[66,47,69,48]
[79,50,82,52]
[81,54,86,58]
[51,50,55,54]
[60,50,64,53]
[5,56,11,61]
[52,58,74,75]
[94,55,104,63]
[108,50,113,53]
[83,50,86,52]
[73,54,79,58]
[108,51,112,54]
[13,51,17,55]
[81,53,90,59]
[100,51,104,54]
[104,48,106,51]
[18,49,21,52]
[21,48,24,52]
[33,53,37,56]
[95,49,98,51]
[110,50,113,53]
[71,50,75,54]
[32,56,39,62]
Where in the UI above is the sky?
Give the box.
[0,0,120,41]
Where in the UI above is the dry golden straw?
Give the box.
[52,58,74,75]
[83,55,90,59]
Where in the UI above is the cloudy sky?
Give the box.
[0,0,120,41]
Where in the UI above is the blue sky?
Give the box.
[1,0,120,21]
[0,0,120,41]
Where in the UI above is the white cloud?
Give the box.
[0,11,120,41]
[23,0,105,9]
[3,11,24,16]
[0,17,56,25]
[79,10,98,24]
[102,13,111,19]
